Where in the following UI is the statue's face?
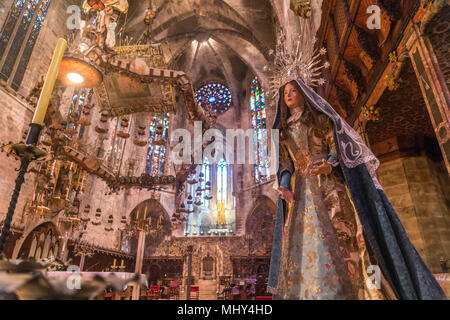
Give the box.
[284,82,304,109]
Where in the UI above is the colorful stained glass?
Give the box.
[251,78,270,183]
[195,83,232,115]
[0,0,27,60]
[12,0,50,90]
[217,158,227,204]
[66,88,93,137]
[216,158,228,227]
[200,157,211,207]
[0,0,50,88]
[146,113,170,176]
[188,163,207,208]
[0,0,40,81]
[184,158,211,236]
[184,157,236,237]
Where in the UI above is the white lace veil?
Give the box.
[273,78,382,189]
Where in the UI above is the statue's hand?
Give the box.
[310,159,332,176]
[278,187,295,204]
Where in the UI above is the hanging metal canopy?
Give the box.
[94,44,177,117]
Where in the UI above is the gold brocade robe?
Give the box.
[276,113,396,300]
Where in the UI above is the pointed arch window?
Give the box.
[66,88,93,138]
[184,157,211,236]
[216,158,229,227]
[201,157,211,207]
[107,117,129,173]
[184,157,236,237]
[250,77,270,183]
[146,113,170,176]
[0,0,51,91]
[24,225,60,260]
[217,158,228,204]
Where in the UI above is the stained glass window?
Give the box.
[66,88,93,138]
[195,83,232,115]
[184,157,236,237]
[201,158,211,207]
[251,78,270,183]
[0,0,51,90]
[184,158,211,236]
[217,158,228,227]
[0,0,27,59]
[187,158,212,208]
[146,113,170,176]
[217,158,227,204]
[11,0,50,90]
[108,117,128,173]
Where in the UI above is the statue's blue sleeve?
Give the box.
[278,143,294,189]
[280,171,292,190]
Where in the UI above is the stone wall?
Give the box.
[378,155,450,273]
[0,89,36,229]
[0,0,74,244]
[75,105,177,250]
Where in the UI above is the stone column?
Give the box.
[372,135,450,273]
[59,232,70,262]
[186,245,193,300]
[404,23,450,175]
[377,154,450,273]
[11,235,23,260]
[79,253,86,272]
[131,230,146,300]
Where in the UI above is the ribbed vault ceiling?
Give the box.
[119,0,277,113]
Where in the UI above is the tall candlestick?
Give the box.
[32,38,67,126]
[0,39,68,255]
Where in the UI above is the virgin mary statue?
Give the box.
[267,77,446,300]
